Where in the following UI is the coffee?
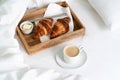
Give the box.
[65,45,79,57]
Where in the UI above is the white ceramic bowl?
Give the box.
[20,21,34,34]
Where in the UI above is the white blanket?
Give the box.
[0,0,28,72]
[0,0,85,80]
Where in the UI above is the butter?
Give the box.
[20,21,34,34]
[22,23,32,30]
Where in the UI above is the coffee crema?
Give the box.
[65,46,79,57]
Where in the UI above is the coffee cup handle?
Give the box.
[79,46,84,52]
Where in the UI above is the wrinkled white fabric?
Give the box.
[0,68,86,80]
[0,0,29,72]
[27,0,66,9]
[88,0,120,31]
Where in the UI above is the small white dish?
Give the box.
[20,21,34,34]
[55,49,87,69]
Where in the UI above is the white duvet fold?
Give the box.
[0,0,29,72]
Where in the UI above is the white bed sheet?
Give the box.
[18,0,120,80]
[0,0,120,80]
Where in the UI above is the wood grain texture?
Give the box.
[16,1,85,55]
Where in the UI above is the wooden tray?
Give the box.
[16,1,85,55]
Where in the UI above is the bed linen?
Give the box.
[27,0,66,9]
[88,0,120,31]
[0,0,120,80]
[0,0,28,72]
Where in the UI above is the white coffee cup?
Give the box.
[63,45,83,64]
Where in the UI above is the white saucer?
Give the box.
[55,50,87,69]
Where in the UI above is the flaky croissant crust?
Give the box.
[34,18,53,39]
[50,17,70,39]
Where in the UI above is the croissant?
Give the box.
[34,18,53,39]
[50,17,70,39]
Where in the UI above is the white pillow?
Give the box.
[88,0,120,31]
